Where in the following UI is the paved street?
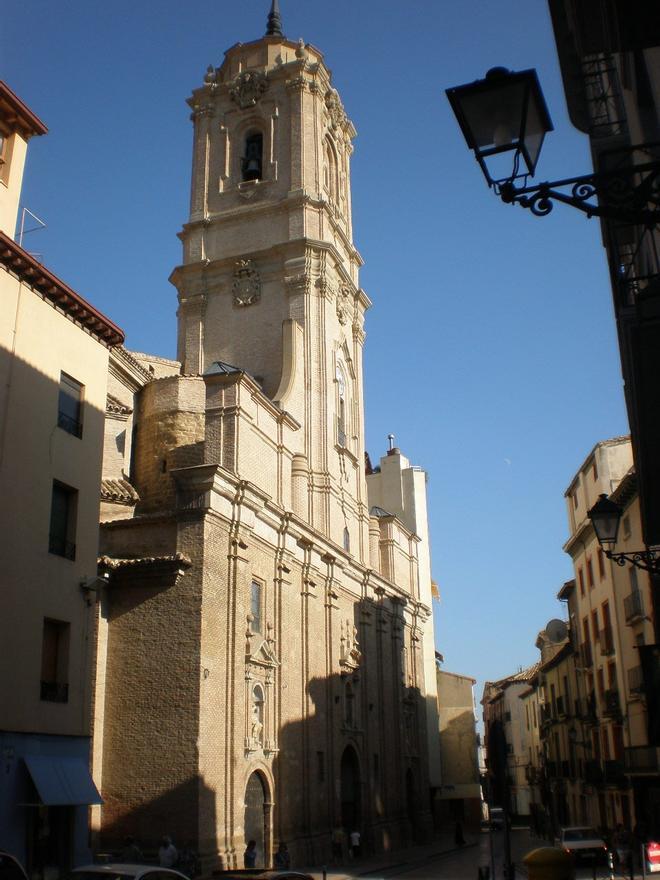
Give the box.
[315,828,648,880]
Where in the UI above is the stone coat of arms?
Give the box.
[229,70,269,109]
[233,259,261,307]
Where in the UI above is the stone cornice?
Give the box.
[108,345,153,389]
[1,232,124,347]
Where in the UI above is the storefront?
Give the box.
[0,733,102,878]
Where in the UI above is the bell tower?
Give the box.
[171,2,371,551]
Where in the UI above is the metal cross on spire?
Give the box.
[265,0,284,37]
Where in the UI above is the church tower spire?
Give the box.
[265,0,284,37]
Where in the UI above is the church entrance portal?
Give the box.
[340,746,361,832]
[244,772,270,868]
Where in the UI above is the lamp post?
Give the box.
[445,68,660,226]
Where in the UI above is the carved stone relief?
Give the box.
[229,70,269,109]
[233,259,261,307]
[339,618,362,672]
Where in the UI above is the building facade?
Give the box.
[92,9,438,869]
[435,667,481,829]
[0,82,124,874]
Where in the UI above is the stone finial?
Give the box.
[265,0,284,37]
[296,38,308,60]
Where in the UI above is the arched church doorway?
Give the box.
[340,746,361,832]
[406,767,420,841]
[244,771,270,867]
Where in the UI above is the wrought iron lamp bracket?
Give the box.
[605,548,660,574]
[496,157,660,227]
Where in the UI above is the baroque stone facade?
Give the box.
[94,13,438,869]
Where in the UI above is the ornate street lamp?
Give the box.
[588,493,660,573]
[446,67,552,186]
[446,68,660,225]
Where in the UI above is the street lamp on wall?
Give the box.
[588,493,660,574]
[446,68,660,225]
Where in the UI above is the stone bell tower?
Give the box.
[171,2,372,552]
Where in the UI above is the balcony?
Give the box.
[584,759,604,786]
[580,643,593,668]
[604,759,628,788]
[540,704,553,725]
[603,689,621,718]
[525,764,540,784]
[599,627,615,656]
[624,590,645,623]
[628,665,644,697]
[625,746,660,774]
[578,693,598,724]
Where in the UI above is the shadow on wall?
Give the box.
[100,775,217,865]
[268,594,433,868]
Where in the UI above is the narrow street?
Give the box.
[348,829,645,880]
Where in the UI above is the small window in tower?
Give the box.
[242,132,263,182]
[250,580,262,633]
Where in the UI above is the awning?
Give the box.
[24,756,103,805]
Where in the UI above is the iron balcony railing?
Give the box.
[628,665,644,696]
[625,746,660,774]
[624,590,645,623]
[584,759,604,786]
[599,627,615,655]
[603,688,621,717]
[604,760,628,788]
[580,643,594,668]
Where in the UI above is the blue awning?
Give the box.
[24,756,103,805]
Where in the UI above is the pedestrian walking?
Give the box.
[244,840,257,869]
[158,836,178,868]
[613,824,632,870]
[349,829,361,859]
[274,843,290,870]
[120,836,143,863]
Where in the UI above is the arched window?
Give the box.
[336,364,347,447]
[343,527,350,553]
[242,132,263,182]
[250,580,262,633]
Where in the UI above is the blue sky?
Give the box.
[3,1,629,703]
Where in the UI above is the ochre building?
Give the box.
[93,6,439,869]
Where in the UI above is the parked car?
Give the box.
[65,865,190,880]
[555,826,608,862]
[0,852,28,880]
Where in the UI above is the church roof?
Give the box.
[204,360,244,376]
[370,506,394,518]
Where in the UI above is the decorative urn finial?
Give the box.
[265,0,284,37]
